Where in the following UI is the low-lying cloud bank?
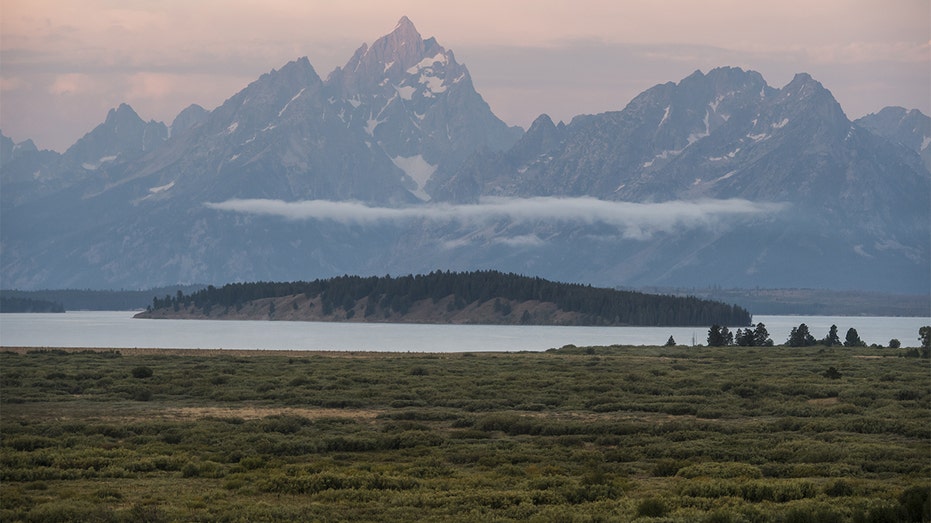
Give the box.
[205,197,788,240]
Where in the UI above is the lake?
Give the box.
[0,311,927,351]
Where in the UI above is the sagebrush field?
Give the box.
[1,345,928,522]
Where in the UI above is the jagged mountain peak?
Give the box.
[383,15,426,54]
[204,56,323,136]
[314,16,519,201]
[63,104,167,163]
[780,72,833,102]
[705,67,767,91]
[672,67,767,97]
[393,15,419,39]
[508,113,565,161]
[527,114,557,133]
[333,16,450,91]
[767,72,848,132]
[859,106,929,134]
[364,16,427,64]
[0,132,41,168]
[104,103,143,129]
[170,104,208,137]
[856,106,931,170]
[258,56,321,88]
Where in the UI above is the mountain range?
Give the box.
[2,17,929,295]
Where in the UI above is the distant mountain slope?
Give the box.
[135,271,752,326]
[855,106,931,171]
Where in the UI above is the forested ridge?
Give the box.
[144,271,751,327]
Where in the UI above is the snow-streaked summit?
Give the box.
[322,16,520,200]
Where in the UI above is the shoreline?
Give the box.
[0,346,484,357]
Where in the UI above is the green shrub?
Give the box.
[637,497,667,517]
[652,459,683,477]
[130,387,152,401]
[784,503,843,523]
[126,503,167,523]
[854,503,908,523]
[25,501,115,523]
[261,414,310,434]
[824,479,856,497]
[899,485,931,522]
[131,366,153,379]
[676,462,763,479]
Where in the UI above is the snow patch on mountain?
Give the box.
[709,95,725,112]
[643,147,685,167]
[712,170,738,183]
[365,118,384,136]
[687,110,712,145]
[396,85,417,100]
[149,181,175,194]
[81,155,118,170]
[419,74,446,96]
[659,106,671,126]
[407,53,447,74]
[391,155,436,201]
[278,88,306,117]
[709,148,740,161]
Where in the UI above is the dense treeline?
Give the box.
[2,285,206,311]
[0,296,64,313]
[149,271,751,327]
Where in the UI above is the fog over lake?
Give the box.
[1,311,927,351]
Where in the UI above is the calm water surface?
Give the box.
[1,311,927,351]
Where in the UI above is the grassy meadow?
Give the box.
[1,345,928,522]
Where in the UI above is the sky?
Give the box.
[1,0,928,152]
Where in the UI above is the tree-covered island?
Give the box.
[137,271,751,327]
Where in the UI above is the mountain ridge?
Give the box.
[1,17,927,294]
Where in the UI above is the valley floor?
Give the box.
[1,346,928,521]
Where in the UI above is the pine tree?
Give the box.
[844,328,865,347]
[787,323,817,347]
[753,323,773,346]
[821,325,841,346]
[707,325,725,347]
